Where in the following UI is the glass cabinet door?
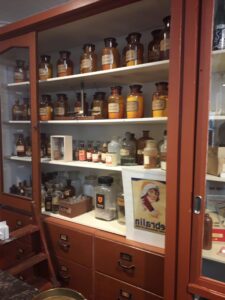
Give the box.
[0,33,39,210]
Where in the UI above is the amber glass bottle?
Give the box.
[39,95,53,121]
[148,29,162,62]
[108,86,124,119]
[39,55,53,80]
[54,94,68,118]
[74,92,89,116]
[57,51,73,77]
[203,213,213,250]
[80,44,97,73]
[126,85,144,118]
[101,37,120,70]
[125,32,143,66]
[91,92,108,118]
[64,179,76,199]
[16,134,26,157]
[14,60,26,83]
[160,16,171,60]
[152,82,168,117]
[12,99,22,120]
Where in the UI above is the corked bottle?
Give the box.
[125,32,144,66]
[57,51,73,77]
[80,43,97,73]
[101,37,120,70]
[203,213,213,250]
[108,86,124,119]
[39,55,53,80]
[148,29,162,62]
[143,139,158,169]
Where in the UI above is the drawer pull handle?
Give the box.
[118,289,132,299]
[58,240,70,252]
[118,260,135,272]
[58,271,71,283]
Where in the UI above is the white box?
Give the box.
[51,135,72,162]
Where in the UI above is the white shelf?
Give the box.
[42,209,126,236]
[209,115,225,121]
[6,120,31,124]
[40,117,167,125]
[212,49,225,73]
[206,174,225,182]
[203,242,225,264]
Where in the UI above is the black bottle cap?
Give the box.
[98,176,113,186]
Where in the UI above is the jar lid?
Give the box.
[98,176,113,185]
[110,86,122,93]
[127,32,142,42]
[129,84,142,91]
[151,29,162,36]
[163,15,171,24]
[155,81,168,88]
[76,92,86,99]
[41,54,51,61]
[59,50,71,56]
[94,92,106,100]
[56,93,67,99]
[83,43,95,51]
[41,94,52,100]
[104,37,117,47]
[16,59,25,66]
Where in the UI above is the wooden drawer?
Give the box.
[95,272,163,300]
[55,256,93,300]
[0,208,32,231]
[95,237,164,296]
[44,221,93,268]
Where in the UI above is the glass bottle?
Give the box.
[83,175,97,208]
[52,188,62,213]
[54,94,68,117]
[46,136,51,158]
[74,92,88,116]
[203,213,213,250]
[152,82,168,117]
[101,37,120,70]
[125,32,144,66]
[14,60,26,83]
[16,134,26,157]
[117,193,125,224]
[80,43,97,73]
[160,16,171,60]
[137,131,153,165]
[91,92,108,118]
[12,99,22,120]
[108,86,124,119]
[78,141,86,161]
[40,133,47,158]
[39,94,53,121]
[63,179,76,199]
[106,136,121,166]
[126,84,144,118]
[101,142,108,163]
[120,132,136,165]
[92,144,100,163]
[95,176,117,221]
[143,139,159,169]
[21,98,29,120]
[39,55,53,80]
[57,50,73,77]
[160,130,167,170]
[18,182,25,197]
[148,29,162,62]
[45,190,53,212]
[86,141,93,162]
[25,136,32,157]
[213,0,225,50]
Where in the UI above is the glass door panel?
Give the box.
[0,47,32,198]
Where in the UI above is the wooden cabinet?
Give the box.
[0,207,32,231]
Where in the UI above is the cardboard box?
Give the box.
[207,147,225,176]
[59,196,92,218]
[51,135,72,162]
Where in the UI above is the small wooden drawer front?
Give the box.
[95,237,164,297]
[44,222,93,268]
[55,256,93,300]
[0,208,32,231]
[95,272,163,300]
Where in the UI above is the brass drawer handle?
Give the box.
[58,271,71,283]
[58,240,70,252]
[118,260,135,272]
[118,289,132,299]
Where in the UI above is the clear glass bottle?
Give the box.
[126,84,144,118]
[39,55,53,80]
[120,132,136,165]
[152,82,168,117]
[63,179,76,199]
[74,92,88,116]
[95,176,117,220]
[54,94,68,117]
[106,136,121,166]
[57,50,73,77]
[137,131,153,165]
[101,37,120,70]
[148,29,162,62]
[143,139,159,169]
[125,32,144,66]
[91,92,108,118]
[39,94,53,121]
[14,60,26,83]
[80,43,97,73]
[160,130,167,170]
[108,86,124,119]
[160,16,171,60]
[12,99,22,120]
[16,134,26,156]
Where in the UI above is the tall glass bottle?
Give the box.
[39,55,53,80]
[160,16,171,60]
[57,51,73,77]
[124,32,144,66]
[148,29,162,62]
[16,134,26,157]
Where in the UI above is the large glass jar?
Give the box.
[14,60,26,83]
[39,55,53,80]
[126,84,144,118]
[108,86,124,119]
[148,29,162,62]
[54,94,68,118]
[57,51,73,77]
[39,94,53,121]
[160,16,171,60]
[137,130,153,165]
[101,37,120,70]
[152,81,168,117]
[91,92,108,118]
[95,176,117,221]
[80,43,97,73]
[74,92,89,116]
[125,32,144,66]
[143,139,159,169]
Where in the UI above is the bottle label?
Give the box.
[109,103,119,113]
[102,54,113,65]
[160,38,170,51]
[144,155,158,167]
[152,99,166,111]
[40,107,48,116]
[101,152,106,162]
[57,64,72,76]
[55,107,65,116]
[149,48,160,61]
[92,106,101,116]
[81,58,91,69]
[120,149,130,156]
[16,145,25,152]
[126,49,136,62]
[127,101,138,112]
[79,150,86,161]
[14,72,24,82]
[87,151,92,160]
[92,153,99,162]
[74,106,81,114]
[39,67,51,80]
[144,155,150,165]
[96,193,105,209]
[214,24,225,50]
